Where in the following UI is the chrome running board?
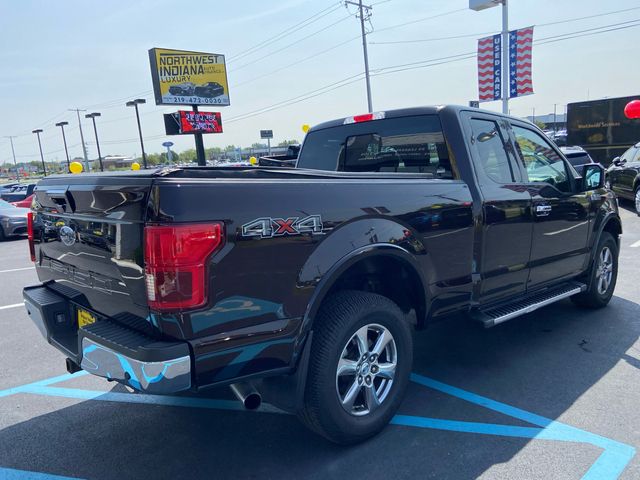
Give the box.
[473,282,587,328]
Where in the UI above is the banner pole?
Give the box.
[502,0,509,114]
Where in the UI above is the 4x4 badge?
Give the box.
[242,215,323,238]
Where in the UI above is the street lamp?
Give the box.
[31,129,47,176]
[126,98,147,169]
[55,121,71,173]
[85,112,103,172]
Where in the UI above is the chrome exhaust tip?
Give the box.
[230,382,261,410]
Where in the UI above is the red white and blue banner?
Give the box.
[477,33,502,102]
[509,26,534,98]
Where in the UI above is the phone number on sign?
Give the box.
[165,96,228,105]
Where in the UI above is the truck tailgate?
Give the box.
[32,176,154,335]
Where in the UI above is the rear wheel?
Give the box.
[298,291,412,444]
[634,186,640,215]
[571,232,618,308]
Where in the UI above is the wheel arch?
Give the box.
[301,244,429,334]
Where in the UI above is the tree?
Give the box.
[277,139,299,147]
[534,121,547,131]
[224,145,237,152]
[251,143,267,149]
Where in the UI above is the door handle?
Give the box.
[535,204,552,216]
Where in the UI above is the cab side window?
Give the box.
[470,118,514,183]
[512,125,571,192]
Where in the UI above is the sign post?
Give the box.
[260,130,273,156]
[162,141,174,163]
[149,48,230,166]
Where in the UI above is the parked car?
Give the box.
[560,146,595,168]
[168,82,195,96]
[10,193,34,208]
[606,141,640,214]
[194,82,224,98]
[1,183,37,203]
[23,105,619,444]
[0,199,29,240]
[1,182,20,191]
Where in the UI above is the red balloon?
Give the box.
[624,99,640,119]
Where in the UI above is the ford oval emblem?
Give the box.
[59,225,77,247]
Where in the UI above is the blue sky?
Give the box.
[0,0,638,163]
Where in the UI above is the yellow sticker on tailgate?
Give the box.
[77,309,97,328]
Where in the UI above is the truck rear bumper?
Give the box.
[23,284,192,394]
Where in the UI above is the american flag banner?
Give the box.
[477,33,502,102]
[509,26,534,98]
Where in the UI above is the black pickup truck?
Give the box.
[23,106,621,444]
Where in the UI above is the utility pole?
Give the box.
[553,104,557,135]
[346,0,373,112]
[4,136,19,182]
[69,108,89,172]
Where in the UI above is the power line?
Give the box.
[374,7,467,34]
[232,35,361,89]
[229,15,353,73]
[228,1,344,62]
[371,5,640,45]
[223,18,640,125]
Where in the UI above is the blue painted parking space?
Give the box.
[0,370,634,480]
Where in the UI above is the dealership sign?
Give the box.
[164,111,223,135]
[148,48,230,106]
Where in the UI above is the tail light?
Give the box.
[144,223,224,312]
[27,212,35,262]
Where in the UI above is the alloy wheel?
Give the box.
[596,246,614,295]
[335,323,397,416]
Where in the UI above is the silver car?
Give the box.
[0,199,29,240]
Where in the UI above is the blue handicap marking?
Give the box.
[0,371,635,480]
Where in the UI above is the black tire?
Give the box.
[298,290,413,444]
[0,226,5,241]
[571,232,618,308]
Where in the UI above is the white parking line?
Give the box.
[0,303,24,311]
[631,240,640,248]
[0,267,34,273]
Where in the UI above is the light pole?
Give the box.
[126,99,147,169]
[85,112,104,172]
[55,121,71,173]
[69,108,89,172]
[32,129,47,176]
[3,136,19,182]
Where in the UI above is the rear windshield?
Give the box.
[565,152,592,167]
[298,115,457,178]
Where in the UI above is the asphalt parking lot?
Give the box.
[1,203,639,480]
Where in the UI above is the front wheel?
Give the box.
[298,291,412,444]
[634,187,640,216]
[571,232,618,308]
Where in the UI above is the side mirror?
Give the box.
[612,156,621,166]
[581,163,605,190]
